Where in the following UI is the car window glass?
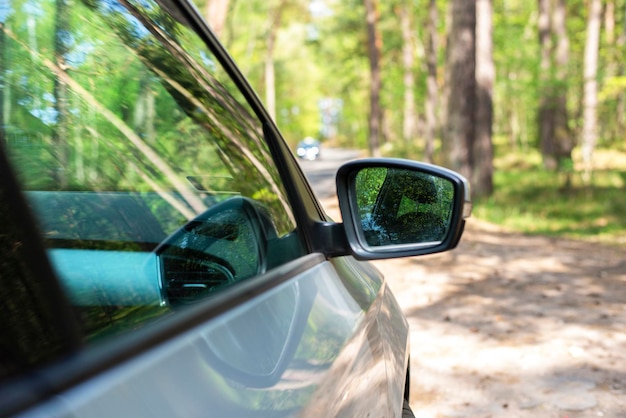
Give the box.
[1,0,306,342]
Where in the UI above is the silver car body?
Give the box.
[17,256,408,417]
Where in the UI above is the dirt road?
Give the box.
[321,197,626,418]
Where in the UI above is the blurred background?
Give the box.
[193,0,625,247]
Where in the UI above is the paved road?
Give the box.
[297,147,362,199]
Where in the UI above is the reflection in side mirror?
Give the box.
[336,158,471,260]
[355,168,454,248]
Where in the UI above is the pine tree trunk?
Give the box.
[474,0,494,198]
[205,0,230,39]
[424,0,438,164]
[582,0,602,183]
[617,1,626,138]
[537,0,556,170]
[398,4,417,145]
[265,2,286,122]
[444,0,475,180]
[552,0,573,178]
[364,0,383,157]
[53,0,70,189]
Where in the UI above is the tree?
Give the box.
[537,0,555,169]
[537,0,573,173]
[205,0,230,38]
[397,2,417,146]
[474,0,494,197]
[443,0,476,181]
[265,0,287,121]
[552,0,573,178]
[52,0,71,189]
[424,0,438,164]
[616,0,626,139]
[581,0,603,183]
[364,0,383,156]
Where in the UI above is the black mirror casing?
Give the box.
[336,158,471,260]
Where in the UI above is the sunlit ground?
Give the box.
[319,194,626,416]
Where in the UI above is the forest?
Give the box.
[195,0,626,245]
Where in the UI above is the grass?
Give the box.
[473,147,626,246]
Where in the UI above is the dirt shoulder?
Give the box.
[321,197,626,417]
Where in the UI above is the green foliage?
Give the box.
[473,149,626,246]
[192,0,626,244]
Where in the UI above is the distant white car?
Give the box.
[296,137,321,160]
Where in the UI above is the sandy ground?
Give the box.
[320,197,626,418]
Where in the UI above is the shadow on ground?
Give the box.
[373,219,626,417]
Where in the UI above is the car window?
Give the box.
[1,0,306,342]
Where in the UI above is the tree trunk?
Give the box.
[364,0,383,157]
[617,1,626,138]
[443,0,476,180]
[398,3,417,145]
[53,0,71,189]
[424,0,438,163]
[552,0,573,177]
[205,0,230,39]
[265,1,286,122]
[134,78,156,143]
[581,0,602,183]
[537,0,556,169]
[473,0,494,198]
[537,0,572,173]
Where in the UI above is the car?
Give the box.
[296,137,321,160]
[0,0,471,417]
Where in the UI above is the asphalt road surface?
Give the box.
[297,147,362,199]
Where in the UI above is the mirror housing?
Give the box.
[336,158,471,260]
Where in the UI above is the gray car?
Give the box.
[0,0,471,416]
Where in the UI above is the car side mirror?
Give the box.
[336,158,471,260]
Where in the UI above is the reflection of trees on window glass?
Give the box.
[1,0,294,234]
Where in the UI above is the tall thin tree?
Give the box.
[581,0,602,183]
[617,0,626,137]
[474,0,494,197]
[424,0,438,163]
[398,3,417,146]
[537,0,556,169]
[205,0,230,38]
[364,0,383,157]
[53,0,71,189]
[552,0,573,184]
[443,0,476,180]
[537,0,572,172]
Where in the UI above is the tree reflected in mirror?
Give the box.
[355,167,455,247]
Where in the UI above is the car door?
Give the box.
[0,0,411,416]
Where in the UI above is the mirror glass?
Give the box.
[354,167,455,247]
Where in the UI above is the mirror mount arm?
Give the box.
[310,221,352,258]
